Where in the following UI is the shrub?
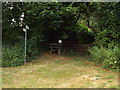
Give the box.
[2,44,24,67]
[26,38,42,61]
[88,43,119,69]
[2,39,42,67]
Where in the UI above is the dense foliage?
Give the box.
[2,2,119,67]
[88,43,119,69]
[2,44,24,67]
[95,3,120,46]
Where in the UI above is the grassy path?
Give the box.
[2,53,118,88]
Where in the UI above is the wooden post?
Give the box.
[50,44,52,54]
[58,40,62,55]
[58,44,60,55]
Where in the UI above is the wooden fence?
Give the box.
[46,42,92,54]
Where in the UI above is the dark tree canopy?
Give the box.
[3,2,119,45]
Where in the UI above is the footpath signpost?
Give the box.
[23,25,29,65]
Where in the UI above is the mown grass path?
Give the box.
[2,53,118,88]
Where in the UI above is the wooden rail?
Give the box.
[46,42,92,54]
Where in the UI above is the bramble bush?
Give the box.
[88,43,119,69]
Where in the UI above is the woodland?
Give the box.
[2,2,120,69]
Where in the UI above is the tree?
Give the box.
[95,2,120,46]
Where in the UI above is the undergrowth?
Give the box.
[88,43,119,69]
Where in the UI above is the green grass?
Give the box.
[2,53,118,88]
